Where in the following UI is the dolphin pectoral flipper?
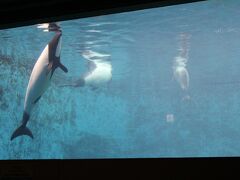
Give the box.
[58,62,68,73]
[10,125,33,140]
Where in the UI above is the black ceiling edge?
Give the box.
[0,0,206,30]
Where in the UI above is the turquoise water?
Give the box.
[1,0,240,159]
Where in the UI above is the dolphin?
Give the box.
[173,33,190,92]
[173,56,189,91]
[11,30,68,141]
[173,64,189,91]
[37,22,60,32]
[60,59,112,89]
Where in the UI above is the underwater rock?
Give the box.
[0,81,8,111]
[0,87,3,98]
[127,105,148,131]
[0,101,8,110]
[0,52,33,75]
[62,132,120,158]
[0,53,12,64]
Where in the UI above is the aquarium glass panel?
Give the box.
[0,0,239,159]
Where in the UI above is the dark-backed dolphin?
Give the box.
[11,30,68,140]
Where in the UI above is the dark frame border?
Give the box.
[0,0,238,179]
[0,157,238,179]
[0,0,205,30]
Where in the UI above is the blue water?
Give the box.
[1,0,240,159]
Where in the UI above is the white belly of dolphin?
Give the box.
[84,61,112,87]
[174,66,189,91]
[24,45,52,114]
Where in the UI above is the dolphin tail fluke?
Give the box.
[58,62,68,73]
[10,125,33,141]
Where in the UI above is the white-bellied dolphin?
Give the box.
[173,33,190,92]
[11,30,68,140]
[173,61,189,91]
[60,59,112,89]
